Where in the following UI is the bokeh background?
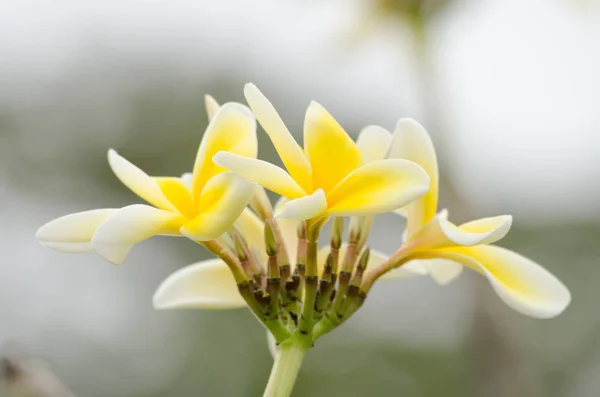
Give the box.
[1,0,599,396]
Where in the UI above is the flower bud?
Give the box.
[331,217,344,249]
[264,221,278,257]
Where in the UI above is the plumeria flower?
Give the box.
[36,98,258,265]
[34,84,572,396]
[361,119,571,319]
[153,125,426,311]
[213,83,431,221]
[153,198,422,310]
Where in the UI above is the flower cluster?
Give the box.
[36,84,570,387]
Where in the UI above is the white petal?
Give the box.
[92,204,185,265]
[108,149,176,211]
[244,83,313,192]
[36,209,118,253]
[420,259,463,285]
[379,260,428,280]
[393,207,408,218]
[436,245,571,319]
[204,94,220,120]
[181,172,193,190]
[408,210,512,250]
[153,259,247,310]
[356,125,392,163]
[213,151,307,199]
[388,118,439,235]
[275,189,327,220]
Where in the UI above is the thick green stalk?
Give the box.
[263,333,311,397]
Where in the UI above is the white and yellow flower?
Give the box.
[152,199,422,310]
[213,84,431,221]
[376,119,571,319]
[36,98,258,265]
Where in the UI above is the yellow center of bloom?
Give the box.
[155,177,196,219]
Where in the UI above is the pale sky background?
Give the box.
[1,0,599,221]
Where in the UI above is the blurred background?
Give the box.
[1,0,599,396]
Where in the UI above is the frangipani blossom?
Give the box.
[36,99,258,265]
[213,83,431,221]
[153,199,421,311]
[375,119,571,319]
[34,84,572,397]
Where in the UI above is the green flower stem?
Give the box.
[263,332,312,397]
[203,239,290,342]
[312,291,366,341]
[298,238,318,333]
[311,315,336,340]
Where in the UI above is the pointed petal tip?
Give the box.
[395,117,424,128]
[306,100,323,113]
[244,82,258,92]
[36,209,119,254]
[216,101,254,119]
[107,148,118,162]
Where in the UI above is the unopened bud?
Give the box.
[264,221,278,257]
[297,221,307,239]
[357,247,370,271]
[348,216,364,243]
[233,233,248,262]
[357,217,373,251]
[331,217,344,249]
[322,253,333,281]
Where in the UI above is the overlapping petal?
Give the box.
[275,189,327,220]
[304,101,363,193]
[36,209,118,253]
[434,245,571,318]
[153,177,195,219]
[213,152,307,199]
[417,259,463,285]
[244,84,312,193]
[108,149,176,212]
[91,204,185,265]
[181,173,256,241]
[356,125,391,163]
[379,260,428,280]
[408,210,512,250]
[191,103,257,204]
[388,119,439,235]
[325,159,430,216]
[153,259,246,309]
[180,172,193,190]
